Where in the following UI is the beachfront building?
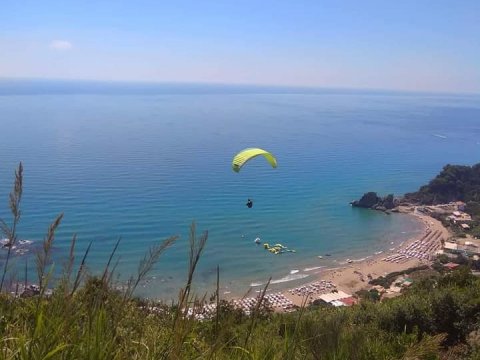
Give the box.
[442,240,480,257]
[446,211,473,227]
[330,300,346,307]
[443,242,460,254]
[461,223,471,230]
[316,291,356,307]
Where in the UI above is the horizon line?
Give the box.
[0,76,479,97]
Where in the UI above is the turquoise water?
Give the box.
[0,80,479,299]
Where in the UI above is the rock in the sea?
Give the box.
[383,194,396,209]
[351,192,381,208]
[351,192,399,211]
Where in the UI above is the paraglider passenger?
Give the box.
[246,199,253,208]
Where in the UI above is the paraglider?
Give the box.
[232,148,277,173]
[233,148,276,207]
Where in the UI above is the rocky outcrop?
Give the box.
[351,192,399,211]
[382,194,395,209]
[351,192,380,208]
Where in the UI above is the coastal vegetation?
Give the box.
[2,164,480,359]
[406,163,480,238]
[1,247,480,359]
[353,163,480,238]
[404,163,480,207]
[368,265,429,289]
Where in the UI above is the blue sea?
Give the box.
[0,80,479,299]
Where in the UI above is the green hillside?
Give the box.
[404,163,480,208]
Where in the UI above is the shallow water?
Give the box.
[0,81,479,299]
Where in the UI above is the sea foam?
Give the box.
[303,266,324,272]
[249,273,309,287]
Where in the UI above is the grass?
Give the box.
[1,163,480,359]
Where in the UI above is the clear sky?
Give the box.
[1,0,479,93]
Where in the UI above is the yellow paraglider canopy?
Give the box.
[232,148,277,173]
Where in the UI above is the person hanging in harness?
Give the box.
[246,198,253,208]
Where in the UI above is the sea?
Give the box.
[0,79,479,300]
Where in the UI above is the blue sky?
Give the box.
[1,0,479,92]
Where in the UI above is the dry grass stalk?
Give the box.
[35,213,64,295]
[125,235,178,300]
[71,240,93,296]
[243,277,271,348]
[0,162,23,292]
[101,237,121,283]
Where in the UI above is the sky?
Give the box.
[1,0,479,93]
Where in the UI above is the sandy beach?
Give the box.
[216,207,450,314]
[281,208,450,307]
[222,207,451,313]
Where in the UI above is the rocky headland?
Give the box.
[350,192,402,213]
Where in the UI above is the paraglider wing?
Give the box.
[232,148,277,173]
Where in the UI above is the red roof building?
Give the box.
[443,262,460,270]
[339,297,357,306]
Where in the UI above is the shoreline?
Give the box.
[221,211,424,300]
[3,206,449,308]
[277,207,449,307]
[196,206,453,317]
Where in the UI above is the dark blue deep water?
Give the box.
[0,80,479,299]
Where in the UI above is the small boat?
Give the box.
[317,256,323,259]
[325,253,331,257]
[254,237,261,244]
[346,259,353,264]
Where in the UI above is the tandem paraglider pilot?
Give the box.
[231,148,276,210]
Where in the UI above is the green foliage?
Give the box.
[368,265,429,288]
[431,262,445,274]
[437,254,450,264]
[466,201,480,217]
[470,225,480,239]
[0,262,478,360]
[405,163,480,207]
[356,289,381,302]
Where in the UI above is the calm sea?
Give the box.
[0,80,479,299]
